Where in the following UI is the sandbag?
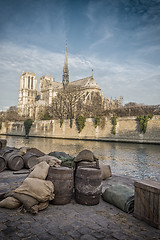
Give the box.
[102,184,134,213]
[100,164,112,180]
[28,161,49,179]
[49,151,73,160]
[14,177,55,202]
[13,193,39,210]
[29,201,49,214]
[74,150,98,163]
[18,147,29,156]
[37,155,61,167]
[0,196,21,209]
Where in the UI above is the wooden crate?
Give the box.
[134,180,160,229]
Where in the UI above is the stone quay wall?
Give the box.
[0,115,160,144]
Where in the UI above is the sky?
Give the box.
[0,0,160,111]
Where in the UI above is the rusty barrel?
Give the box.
[47,166,74,205]
[23,152,39,169]
[0,139,7,150]
[0,156,7,172]
[4,151,24,171]
[75,167,102,205]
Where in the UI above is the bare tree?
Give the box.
[50,86,83,120]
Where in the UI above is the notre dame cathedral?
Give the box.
[17,45,122,119]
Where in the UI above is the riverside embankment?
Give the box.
[0,115,160,144]
[0,170,160,240]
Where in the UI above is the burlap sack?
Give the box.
[18,147,28,156]
[0,196,21,209]
[100,164,112,180]
[29,201,49,214]
[13,193,39,210]
[29,161,49,179]
[14,177,54,202]
[37,155,61,167]
[74,150,98,163]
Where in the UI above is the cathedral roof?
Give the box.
[52,81,63,89]
[69,76,101,90]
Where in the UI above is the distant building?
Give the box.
[17,44,120,119]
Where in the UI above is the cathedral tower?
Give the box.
[17,72,37,117]
[62,43,69,88]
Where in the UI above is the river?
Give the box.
[1,135,160,181]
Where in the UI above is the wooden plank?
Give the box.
[134,180,160,229]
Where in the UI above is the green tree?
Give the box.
[24,119,33,136]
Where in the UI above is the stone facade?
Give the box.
[1,115,160,144]
[17,72,37,117]
[17,45,120,119]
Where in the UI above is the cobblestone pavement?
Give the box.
[0,171,159,240]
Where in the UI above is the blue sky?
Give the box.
[0,0,160,110]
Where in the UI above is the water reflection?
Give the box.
[1,135,160,180]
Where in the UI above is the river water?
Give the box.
[1,135,160,181]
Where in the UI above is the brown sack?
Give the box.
[38,155,61,167]
[0,196,21,209]
[29,161,49,180]
[13,193,39,210]
[100,164,112,180]
[29,201,49,214]
[14,177,55,202]
[74,150,98,163]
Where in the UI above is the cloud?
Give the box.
[89,32,113,50]
[0,41,159,111]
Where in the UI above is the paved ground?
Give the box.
[0,170,159,240]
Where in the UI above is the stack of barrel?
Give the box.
[0,139,7,172]
[74,150,102,206]
[0,139,43,172]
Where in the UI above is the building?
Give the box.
[17,45,120,119]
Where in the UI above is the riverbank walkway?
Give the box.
[0,170,159,240]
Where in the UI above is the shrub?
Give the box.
[94,116,100,128]
[41,112,52,120]
[112,116,117,135]
[60,119,63,128]
[100,116,106,129]
[137,115,153,134]
[0,122,2,130]
[70,119,73,128]
[24,119,33,136]
[76,115,86,133]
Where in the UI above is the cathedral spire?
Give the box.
[62,43,69,88]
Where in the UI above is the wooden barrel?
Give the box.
[47,166,74,205]
[75,167,102,206]
[0,156,7,172]
[2,148,15,157]
[27,148,45,157]
[23,152,39,169]
[76,160,98,168]
[4,151,24,171]
[0,139,7,150]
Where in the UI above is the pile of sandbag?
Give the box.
[0,162,55,214]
